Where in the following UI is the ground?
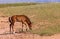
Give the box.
[0,16,59,39]
[0,31,60,39]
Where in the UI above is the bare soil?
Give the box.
[0,16,60,39]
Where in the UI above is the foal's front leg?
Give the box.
[22,22,23,32]
[24,22,28,31]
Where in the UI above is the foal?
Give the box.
[9,15,32,33]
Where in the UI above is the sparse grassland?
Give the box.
[0,3,60,36]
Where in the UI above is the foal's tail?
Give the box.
[9,17,12,23]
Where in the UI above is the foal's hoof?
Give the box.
[10,32,13,34]
[10,31,15,34]
[13,32,15,34]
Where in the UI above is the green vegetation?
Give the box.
[0,3,60,36]
[0,3,37,8]
[30,24,60,36]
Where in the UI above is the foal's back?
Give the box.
[11,15,31,24]
[16,15,28,22]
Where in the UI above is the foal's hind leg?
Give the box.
[10,23,12,33]
[10,23,15,34]
[10,23,14,33]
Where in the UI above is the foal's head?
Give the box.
[28,22,32,30]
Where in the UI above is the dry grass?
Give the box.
[0,3,60,35]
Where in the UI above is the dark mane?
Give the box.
[23,15,32,25]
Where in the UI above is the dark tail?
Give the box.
[9,17,12,23]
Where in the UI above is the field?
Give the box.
[0,3,60,39]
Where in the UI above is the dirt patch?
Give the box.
[0,33,60,39]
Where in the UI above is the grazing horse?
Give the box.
[9,15,32,33]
